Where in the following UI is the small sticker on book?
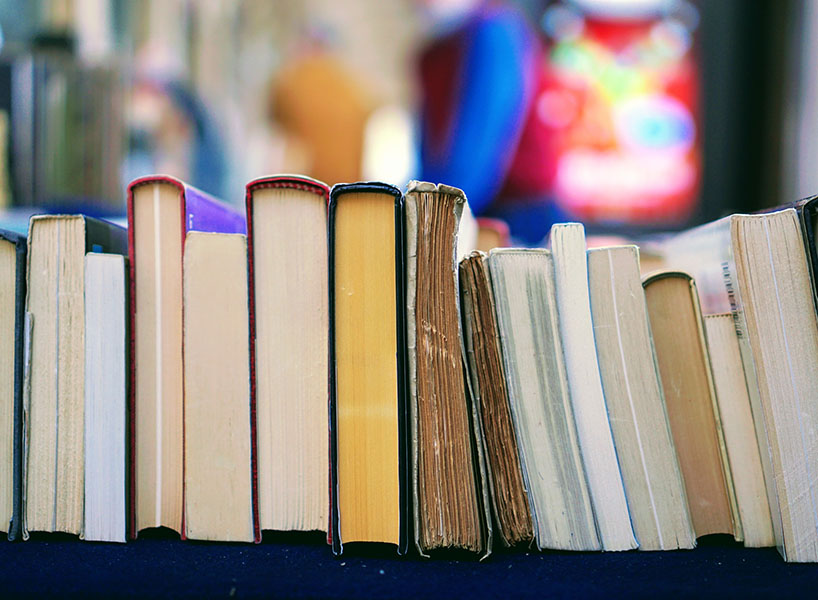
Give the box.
[721,261,743,338]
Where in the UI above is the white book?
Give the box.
[550,223,636,550]
[83,253,127,543]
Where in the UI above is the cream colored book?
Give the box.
[550,224,635,551]
[246,176,329,534]
[183,232,254,542]
[732,210,818,561]
[83,253,127,543]
[703,313,774,548]
[24,216,126,537]
[488,248,599,551]
[588,246,695,551]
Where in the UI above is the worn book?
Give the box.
[549,224,635,551]
[405,182,491,558]
[84,253,127,543]
[246,175,330,534]
[24,215,127,537]
[0,229,25,541]
[329,182,408,555]
[459,250,533,547]
[587,246,695,551]
[127,175,245,538]
[642,272,741,541]
[183,232,257,542]
[488,248,599,551]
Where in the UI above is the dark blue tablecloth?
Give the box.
[2,533,816,598]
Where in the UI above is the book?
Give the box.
[549,223,636,551]
[459,250,533,547]
[245,175,330,534]
[83,253,127,543]
[642,272,741,540]
[488,248,599,551]
[329,182,408,555]
[703,314,774,548]
[24,215,127,537]
[643,216,782,548]
[127,176,245,537]
[587,246,695,551]
[183,232,256,542]
[0,229,25,541]
[404,181,491,557]
[731,210,818,561]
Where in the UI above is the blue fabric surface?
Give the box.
[2,534,817,598]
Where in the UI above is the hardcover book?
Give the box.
[246,175,330,534]
[404,181,491,558]
[459,250,533,547]
[642,272,741,541]
[328,182,408,555]
[0,229,25,541]
[127,176,245,538]
[24,215,127,537]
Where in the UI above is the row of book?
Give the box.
[1,175,817,563]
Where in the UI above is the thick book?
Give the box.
[127,175,245,538]
[487,248,599,551]
[328,182,408,555]
[0,229,25,541]
[24,215,127,537]
[183,232,257,542]
[587,246,695,551]
[84,253,128,543]
[642,272,741,542]
[730,210,818,561]
[404,182,491,558]
[549,224,636,551]
[245,175,330,534]
[459,250,533,547]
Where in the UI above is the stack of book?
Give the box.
[2,175,817,564]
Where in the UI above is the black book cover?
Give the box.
[328,182,409,556]
[1,229,25,541]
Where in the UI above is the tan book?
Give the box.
[246,176,329,534]
[183,232,254,542]
[642,272,740,540]
[459,250,533,547]
[488,248,599,551]
[405,182,490,557]
[24,215,126,537]
[731,210,818,561]
[329,183,406,554]
[588,246,695,551]
[550,224,635,551]
[703,313,774,548]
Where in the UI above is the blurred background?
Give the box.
[0,0,815,244]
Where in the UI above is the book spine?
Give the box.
[9,237,25,541]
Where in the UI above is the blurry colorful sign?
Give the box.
[540,2,700,225]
